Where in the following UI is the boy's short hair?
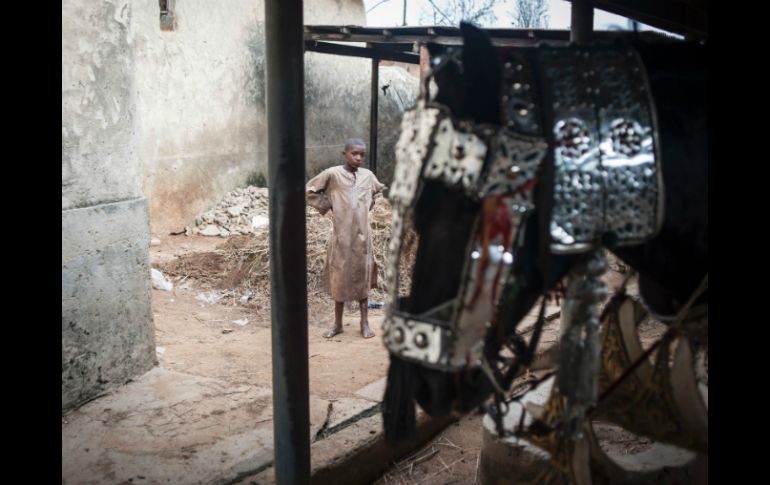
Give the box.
[344,138,367,152]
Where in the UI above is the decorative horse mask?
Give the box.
[381,22,707,466]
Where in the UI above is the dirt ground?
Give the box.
[370,412,658,485]
[375,412,487,485]
[150,234,390,402]
[149,235,691,484]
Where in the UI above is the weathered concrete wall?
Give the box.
[132,0,266,234]
[304,59,419,184]
[62,199,155,410]
[62,0,155,411]
[62,0,140,209]
[134,0,417,233]
[372,66,419,183]
[382,59,421,79]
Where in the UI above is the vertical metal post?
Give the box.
[264,1,310,484]
[369,56,380,175]
[570,0,594,43]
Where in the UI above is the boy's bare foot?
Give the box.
[360,321,375,339]
[323,326,343,338]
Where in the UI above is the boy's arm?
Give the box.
[307,170,332,215]
[370,175,386,211]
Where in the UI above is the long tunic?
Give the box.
[306,166,385,302]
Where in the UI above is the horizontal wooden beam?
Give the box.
[304,40,420,64]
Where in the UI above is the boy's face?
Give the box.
[343,145,366,171]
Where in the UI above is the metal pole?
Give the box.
[264,1,310,484]
[369,56,380,175]
[570,0,594,43]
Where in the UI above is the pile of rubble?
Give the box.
[161,185,415,304]
[190,186,270,237]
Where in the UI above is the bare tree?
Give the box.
[366,0,392,13]
[511,0,549,29]
[420,0,502,27]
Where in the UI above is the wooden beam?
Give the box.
[304,40,419,64]
[303,25,631,46]
[566,0,707,39]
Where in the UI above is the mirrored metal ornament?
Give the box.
[541,47,663,253]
